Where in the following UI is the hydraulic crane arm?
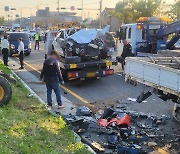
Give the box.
[156,20,180,38]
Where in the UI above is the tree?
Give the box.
[114,0,135,23]
[112,0,162,23]
[167,0,180,20]
[0,17,5,26]
[133,0,162,19]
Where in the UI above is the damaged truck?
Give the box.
[48,26,117,81]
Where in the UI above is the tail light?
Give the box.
[68,72,78,78]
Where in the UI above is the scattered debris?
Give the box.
[64,105,180,153]
[148,141,158,147]
[127,97,148,103]
[137,91,152,103]
[27,93,34,98]
[76,106,92,116]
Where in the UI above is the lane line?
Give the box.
[23,60,94,108]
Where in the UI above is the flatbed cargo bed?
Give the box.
[58,57,118,80]
[125,57,180,97]
[59,57,117,69]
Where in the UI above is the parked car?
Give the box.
[8,32,31,56]
[22,29,29,34]
[28,30,36,40]
[45,30,59,56]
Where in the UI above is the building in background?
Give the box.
[13,7,82,29]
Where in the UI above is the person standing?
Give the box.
[17,38,24,69]
[40,50,64,110]
[1,36,9,66]
[34,33,40,50]
[116,40,133,70]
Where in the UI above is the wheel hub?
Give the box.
[0,85,5,101]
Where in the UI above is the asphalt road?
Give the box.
[11,41,180,153]
[12,42,176,115]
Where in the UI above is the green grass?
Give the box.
[0,63,91,154]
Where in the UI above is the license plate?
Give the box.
[86,72,96,78]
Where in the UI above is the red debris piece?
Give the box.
[98,114,130,127]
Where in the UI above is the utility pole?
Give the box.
[99,0,102,29]
[57,0,60,28]
[57,0,60,17]
[81,0,84,20]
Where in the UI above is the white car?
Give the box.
[52,28,80,57]
[28,30,36,39]
[22,29,29,33]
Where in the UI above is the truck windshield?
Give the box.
[120,27,127,40]
[9,33,29,41]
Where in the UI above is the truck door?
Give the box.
[118,26,127,56]
[54,30,65,56]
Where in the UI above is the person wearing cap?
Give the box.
[1,35,9,66]
[17,37,24,69]
[40,50,64,110]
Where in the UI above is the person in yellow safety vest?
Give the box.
[34,33,40,50]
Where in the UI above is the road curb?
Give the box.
[10,68,96,154]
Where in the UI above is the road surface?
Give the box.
[11,42,176,114]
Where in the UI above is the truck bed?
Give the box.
[125,57,180,97]
[59,57,118,69]
[58,57,118,80]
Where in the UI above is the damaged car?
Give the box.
[52,26,115,62]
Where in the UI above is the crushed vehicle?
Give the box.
[47,26,117,81]
[52,26,116,60]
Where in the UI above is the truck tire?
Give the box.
[61,69,68,82]
[25,52,30,56]
[0,76,12,107]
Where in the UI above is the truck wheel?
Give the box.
[25,52,30,56]
[52,45,55,50]
[0,76,12,107]
[101,50,108,59]
[61,69,68,82]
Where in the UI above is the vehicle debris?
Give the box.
[63,105,180,153]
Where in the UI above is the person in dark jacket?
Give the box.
[117,40,133,70]
[40,50,64,110]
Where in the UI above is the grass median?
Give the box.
[0,63,91,154]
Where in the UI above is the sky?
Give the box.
[0,0,174,19]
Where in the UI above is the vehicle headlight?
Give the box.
[10,44,15,49]
[28,43,32,48]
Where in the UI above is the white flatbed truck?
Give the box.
[124,56,180,123]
